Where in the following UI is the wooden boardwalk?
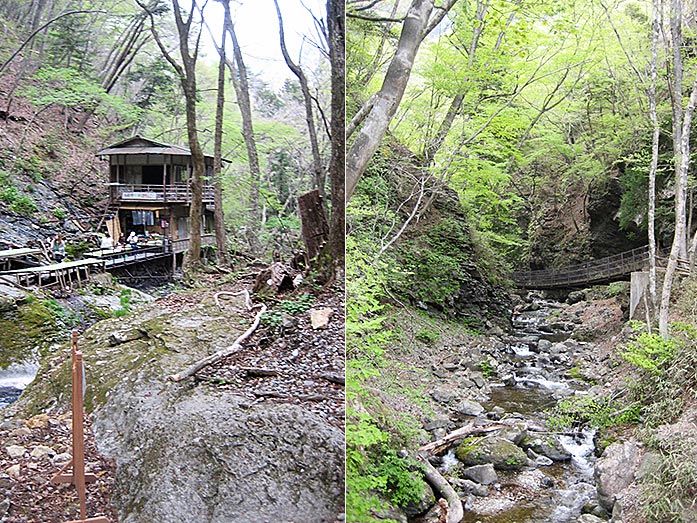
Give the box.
[513,246,654,289]
[0,259,103,289]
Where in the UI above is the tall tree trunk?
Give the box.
[659,70,697,336]
[423,0,489,165]
[346,0,455,201]
[138,0,204,267]
[273,0,325,203]
[670,0,687,259]
[213,22,228,266]
[647,0,660,312]
[326,0,345,280]
[221,0,261,252]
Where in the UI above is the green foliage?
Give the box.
[14,156,43,182]
[415,327,439,345]
[52,208,67,220]
[260,310,283,329]
[21,67,142,126]
[346,410,425,522]
[42,299,80,330]
[0,184,38,216]
[395,217,472,305]
[547,395,641,431]
[65,241,91,260]
[641,437,697,522]
[111,289,132,318]
[279,293,314,315]
[476,360,495,378]
[621,333,677,375]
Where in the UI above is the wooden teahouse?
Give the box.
[96,136,218,253]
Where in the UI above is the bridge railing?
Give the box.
[512,245,651,289]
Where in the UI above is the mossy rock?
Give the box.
[456,436,528,471]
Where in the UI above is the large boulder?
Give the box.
[594,440,642,512]
[456,437,527,471]
[521,436,571,462]
[20,294,344,523]
[94,388,343,523]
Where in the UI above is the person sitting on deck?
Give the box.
[127,231,139,249]
[50,234,66,262]
[100,234,114,250]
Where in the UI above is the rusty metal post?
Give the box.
[50,330,110,523]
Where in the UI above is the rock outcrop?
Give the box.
[20,293,344,523]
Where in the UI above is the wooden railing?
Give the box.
[114,184,215,203]
[512,245,652,289]
[172,234,216,253]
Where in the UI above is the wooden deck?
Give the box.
[0,247,42,271]
[0,259,103,289]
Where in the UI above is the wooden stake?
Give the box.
[50,330,110,523]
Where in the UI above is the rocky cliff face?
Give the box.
[392,185,512,331]
[20,291,344,523]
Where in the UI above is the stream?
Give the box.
[434,298,600,523]
[0,361,39,408]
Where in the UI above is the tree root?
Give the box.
[168,304,267,382]
[214,290,252,310]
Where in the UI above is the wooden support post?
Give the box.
[50,330,111,523]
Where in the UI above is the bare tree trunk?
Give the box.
[647,0,660,311]
[213,22,228,266]
[273,0,325,203]
[346,0,456,201]
[298,189,329,260]
[221,0,261,253]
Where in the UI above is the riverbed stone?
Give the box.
[461,464,498,485]
[578,514,604,523]
[470,372,486,389]
[30,445,55,459]
[456,436,527,471]
[423,415,452,431]
[538,339,553,352]
[522,437,572,462]
[455,399,484,416]
[526,448,553,466]
[5,445,25,459]
[595,440,642,512]
[431,385,459,404]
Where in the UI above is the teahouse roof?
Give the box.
[96,136,224,161]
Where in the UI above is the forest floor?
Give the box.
[1,272,345,522]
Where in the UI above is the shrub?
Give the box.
[415,327,439,345]
[547,395,640,431]
[621,333,677,375]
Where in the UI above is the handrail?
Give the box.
[512,245,653,289]
[115,184,215,202]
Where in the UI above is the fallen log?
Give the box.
[168,304,267,382]
[419,422,505,455]
[240,366,279,377]
[419,457,463,523]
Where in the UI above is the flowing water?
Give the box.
[0,361,39,408]
[459,298,598,523]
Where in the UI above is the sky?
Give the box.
[200,0,327,89]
